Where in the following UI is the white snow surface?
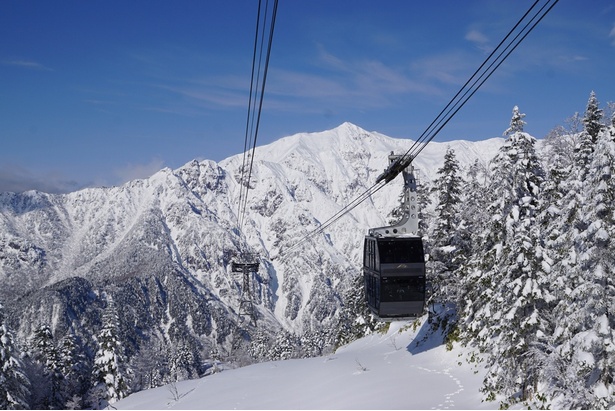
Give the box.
[116,318,494,410]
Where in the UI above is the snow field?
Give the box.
[116,318,493,410]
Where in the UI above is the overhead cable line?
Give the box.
[397,0,559,167]
[237,0,279,232]
[236,0,262,232]
[276,0,558,260]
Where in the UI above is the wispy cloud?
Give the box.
[144,43,457,117]
[465,29,489,45]
[408,51,479,89]
[157,84,247,109]
[259,46,447,113]
[0,165,81,194]
[2,59,52,71]
[150,73,250,111]
[610,24,615,46]
[113,158,165,185]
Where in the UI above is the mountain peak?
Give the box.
[318,121,375,143]
[333,121,369,135]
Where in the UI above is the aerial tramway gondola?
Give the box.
[363,154,426,319]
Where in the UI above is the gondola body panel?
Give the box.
[363,236,426,319]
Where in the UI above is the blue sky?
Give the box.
[2,0,615,193]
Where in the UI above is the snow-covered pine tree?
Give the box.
[529,97,606,407]
[573,92,605,178]
[456,159,489,265]
[503,105,526,136]
[269,331,298,360]
[462,108,554,404]
[169,342,201,381]
[454,160,489,327]
[546,125,615,408]
[57,333,89,409]
[28,324,63,408]
[248,330,271,361]
[537,129,571,319]
[335,273,381,349]
[430,149,465,263]
[299,329,328,358]
[538,123,574,292]
[551,129,596,288]
[544,124,578,173]
[0,303,30,409]
[31,325,57,366]
[461,132,517,346]
[89,301,129,408]
[486,132,553,402]
[428,147,466,330]
[583,91,604,143]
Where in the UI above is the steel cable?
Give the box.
[237,0,279,231]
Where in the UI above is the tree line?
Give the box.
[427,91,615,409]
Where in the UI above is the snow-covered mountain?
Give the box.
[0,122,506,405]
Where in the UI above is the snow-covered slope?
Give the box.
[115,317,493,410]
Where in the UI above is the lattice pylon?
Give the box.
[232,260,259,327]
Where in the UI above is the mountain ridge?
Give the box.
[1,122,508,328]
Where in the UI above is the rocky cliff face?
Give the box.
[0,122,503,399]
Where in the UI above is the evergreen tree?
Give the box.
[89,302,129,407]
[300,329,328,358]
[462,109,553,404]
[536,133,570,352]
[335,273,381,349]
[269,331,298,360]
[208,341,222,374]
[544,123,578,172]
[28,324,63,408]
[461,136,518,346]
[547,126,615,408]
[169,342,200,381]
[576,130,597,176]
[486,134,553,401]
[0,304,30,409]
[429,147,466,323]
[572,92,605,179]
[531,101,608,408]
[430,147,465,270]
[248,330,271,361]
[457,159,489,261]
[583,91,604,143]
[58,333,89,409]
[503,105,526,136]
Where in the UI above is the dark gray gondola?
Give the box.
[363,236,425,318]
[363,154,426,319]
